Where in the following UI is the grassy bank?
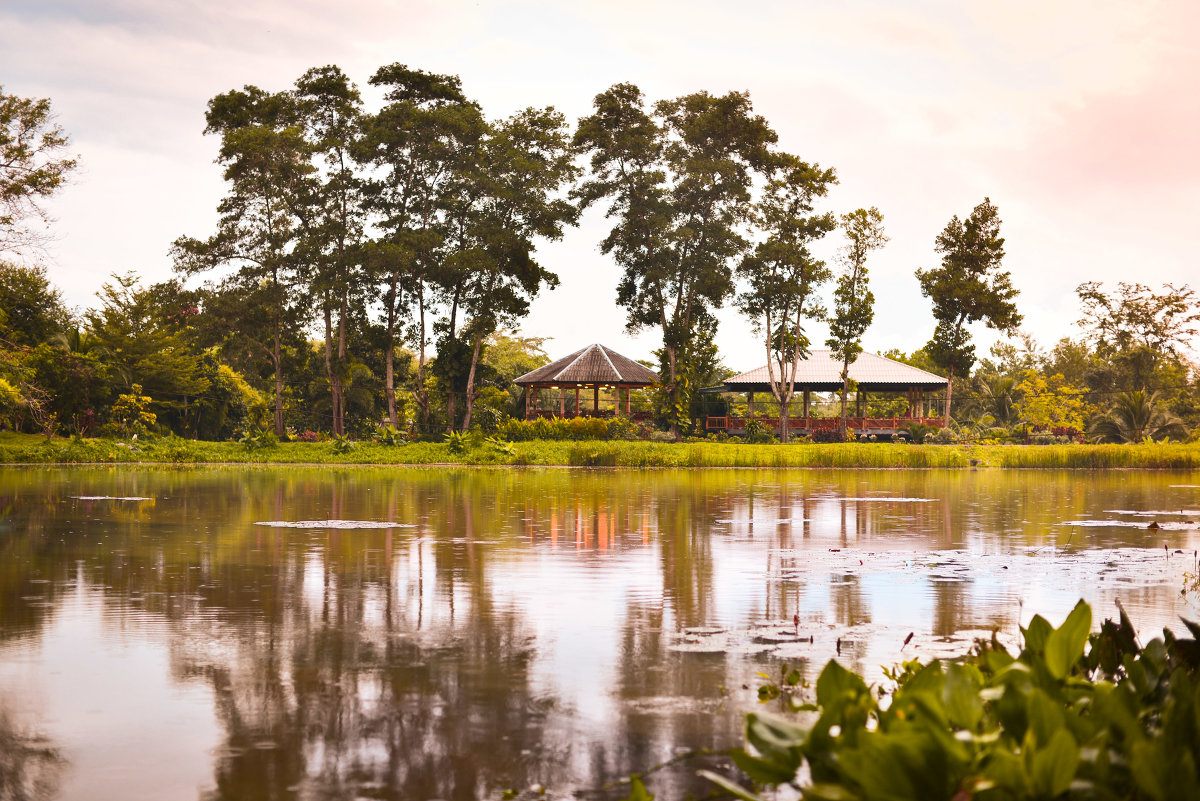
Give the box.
[2,431,1200,468]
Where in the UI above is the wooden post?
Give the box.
[803,389,810,419]
[625,387,631,415]
[748,391,754,420]
[559,387,565,417]
[525,385,531,420]
[574,386,580,417]
[593,384,600,415]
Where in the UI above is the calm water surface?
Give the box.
[2,466,1200,800]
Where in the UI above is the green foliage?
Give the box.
[707,600,1200,801]
[0,87,78,256]
[443,430,468,453]
[238,428,278,451]
[377,424,405,446]
[575,83,779,434]
[110,384,157,437]
[0,262,70,346]
[742,418,776,444]
[85,273,211,417]
[329,433,356,454]
[904,422,940,444]
[1090,389,1187,443]
[498,416,639,442]
[917,198,1021,415]
[483,435,517,459]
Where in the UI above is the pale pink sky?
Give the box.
[3,0,1198,367]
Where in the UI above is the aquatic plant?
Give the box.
[704,601,1200,801]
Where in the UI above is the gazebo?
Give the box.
[706,350,949,435]
[514,344,659,419]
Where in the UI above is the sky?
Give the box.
[3,0,1199,369]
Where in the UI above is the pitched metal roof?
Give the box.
[514,343,659,386]
[722,350,947,391]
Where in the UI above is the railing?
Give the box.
[706,416,944,431]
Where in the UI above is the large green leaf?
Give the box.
[942,662,984,730]
[1045,601,1092,679]
[816,659,870,707]
[1030,728,1079,797]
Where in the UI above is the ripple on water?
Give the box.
[72,496,152,501]
[253,520,416,529]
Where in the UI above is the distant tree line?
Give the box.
[1,76,1197,444]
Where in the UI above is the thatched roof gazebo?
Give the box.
[514,344,659,419]
[708,350,949,435]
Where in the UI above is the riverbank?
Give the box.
[2,432,1200,468]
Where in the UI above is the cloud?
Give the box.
[2,0,1198,365]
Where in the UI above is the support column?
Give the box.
[625,387,631,415]
[559,387,565,417]
[803,389,810,420]
[593,384,600,415]
[574,387,580,418]
[525,386,531,420]
[748,391,754,419]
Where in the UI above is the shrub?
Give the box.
[932,425,958,444]
[297,430,321,443]
[238,429,278,451]
[498,417,639,442]
[705,600,1200,801]
[743,419,777,444]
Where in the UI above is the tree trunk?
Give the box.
[944,365,955,427]
[415,292,430,432]
[323,303,336,435]
[839,362,850,440]
[460,332,484,432]
[334,293,348,436]
[272,319,284,437]
[778,397,789,444]
[666,344,681,442]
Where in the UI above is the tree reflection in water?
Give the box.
[0,707,64,801]
[0,467,1198,800]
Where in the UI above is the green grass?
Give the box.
[2,435,1200,468]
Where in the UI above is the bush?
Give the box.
[498,416,641,442]
[706,600,1200,801]
[810,429,846,443]
[932,425,958,444]
[743,419,777,444]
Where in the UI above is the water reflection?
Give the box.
[1,467,1199,800]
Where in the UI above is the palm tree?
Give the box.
[978,374,1020,428]
[1088,390,1186,443]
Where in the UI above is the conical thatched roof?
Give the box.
[514,344,659,387]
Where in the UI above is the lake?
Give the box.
[2,466,1199,800]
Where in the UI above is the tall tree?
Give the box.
[84,273,210,426]
[735,157,837,443]
[0,261,70,346]
[295,66,365,436]
[456,107,579,432]
[916,198,1020,424]
[0,87,78,257]
[575,83,778,438]
[1075,281,1200,392]
[359,64,484,430]
[827,207,887,438]
[172,85,312,436]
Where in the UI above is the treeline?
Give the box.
[1,73,1198,444]
[885,279,1200,443]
